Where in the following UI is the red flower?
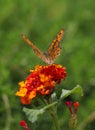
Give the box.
[65,101,73,114]
[16,64,66,104]
[65,101,79,114]
[65,101,73,107]
[20,120,30,130]
[73,101,79,114]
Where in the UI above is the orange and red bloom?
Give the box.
[16,64,66,104]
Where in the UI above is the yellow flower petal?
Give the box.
[18,81,25,87]
[16,88,27,97]
[29,91,36,99]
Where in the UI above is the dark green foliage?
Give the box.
[0,0,95,130]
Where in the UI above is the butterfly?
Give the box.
[21,29,64,64]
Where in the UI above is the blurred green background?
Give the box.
[0,0,95,130]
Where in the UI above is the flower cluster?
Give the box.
[16,64,66,104]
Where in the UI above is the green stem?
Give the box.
[43,98,60,130]
[48,106,60,130]
[2,94,12,130]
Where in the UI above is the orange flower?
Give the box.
[16,64,66,104]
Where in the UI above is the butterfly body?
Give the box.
[21,29,64,64]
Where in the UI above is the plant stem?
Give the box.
[43,97,60,130]
[2,94,12,130]
[49,106,60,130]
[69,114,77,130]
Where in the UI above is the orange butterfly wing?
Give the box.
[45,29,64,64]
[21,34,47,62]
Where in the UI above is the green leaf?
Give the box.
[23,107,45,123]
[51,92,57,101]
[60,85,83,100]
[23,101,58,123]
